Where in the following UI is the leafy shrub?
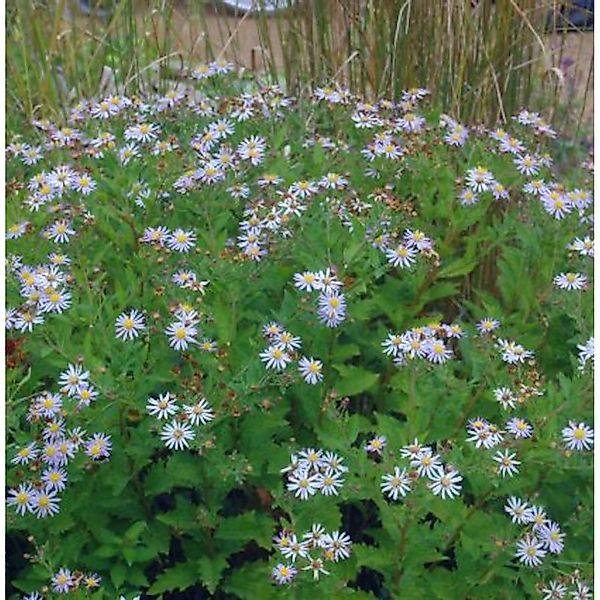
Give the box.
[6,71,593,599]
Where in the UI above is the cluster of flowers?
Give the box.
[49,568,102,594]
[271,524,352,584]
[5,254,74,333]
[140,225,197,253]
[293,267,347,328]
[459,165,509,206]
[505,497,565,568]
[465,417,523,478]
[281,448,347,500]
[146,392,215,451]
[7,363,112,519]
[381,321,466,367]
[378,438,462,501]
[259,321,324,383]
[381,228,435,269]
[539,572,593,600]
[496,338,535,365]
[552,217,593,293]
[190,59,235,80]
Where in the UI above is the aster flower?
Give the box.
[365,435,387,455]
[160,420,195,450]
[51,567,73,593]
[428,466,462,499]
[553,272,588,291]
[492,449,521,477]
[260,345,291,370]
[272,563,297,585]
[298,356,324,384]
[115,309,146,340]
[562,421,594,451]
[31,487,61,518]
[381,467,412,500]
[165,321,198,351]
[85,433,112,460]
[183,398,215,426]
[322,531,352,561]
[286,470,320,500]
[7,483,36,516]
[515,535,546,567]
[147,393,179,420]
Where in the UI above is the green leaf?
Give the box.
[147,563,197,595]
[332,365,379,396]
[197,555,228,594]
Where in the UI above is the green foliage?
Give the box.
[6,80,593,600]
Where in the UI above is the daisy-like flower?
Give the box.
[538,521,565,554]
[118,143,140,165]
[6,221,29,240]
[569,236,594,257]
[298,447,325,471]
[72,173,97,195]
[465,166,494,192]
[41,467,68,492]
[428,466,462,499]
[317,291,347,328]
[494,387,517,410]
[506,417,534,439]
[293,271,319,292]
[411,449,443,478]
[514,153,540,176]
[459,188,480,206]
[497,339,534,364]
[541,189,572,220]
[183,398,215,426]
[84,433,112,460]
[31,487,61,518]
[272,563,297,585]
[82,573,102,589]
[58,363,90,396]
[302,556,330,580]
[314,471,345,496]
[365,435,387,455]
[287,470,320,500]
[553,272,588,291]
[424,338,453,364]
[504,496,532,524]
[147,393,179,420]
[381,467,412,500]
[14,309,44,332]
[492,449,521,477]
[47,220,75,244]
[385,243,417,268]
[526,505,548,530]
[167,228,196,253]
[279,534,310,563]
[51,567,73,593]
[561,421,594,451]
[275,330,302,351]
[165,321,198,351]
[298,356,324,384]
[571,581,593,600]
[260,345,291,370]
[141,226,170,245]
[322,531,352,562]
[302,523,327,548]
[541,580,568,600]
[577,337,594,369]
[7,483,36,516]
[160,420,195,450]
[515,535,546,567]
[382,333,404,357]
[321,451,348,475]
[115,309,146,340]
[12,442,39,465]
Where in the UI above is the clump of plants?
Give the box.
[6,67,593,599]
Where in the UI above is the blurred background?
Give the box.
[5,0,594,138]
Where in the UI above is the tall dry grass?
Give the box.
[5,0,593,129]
